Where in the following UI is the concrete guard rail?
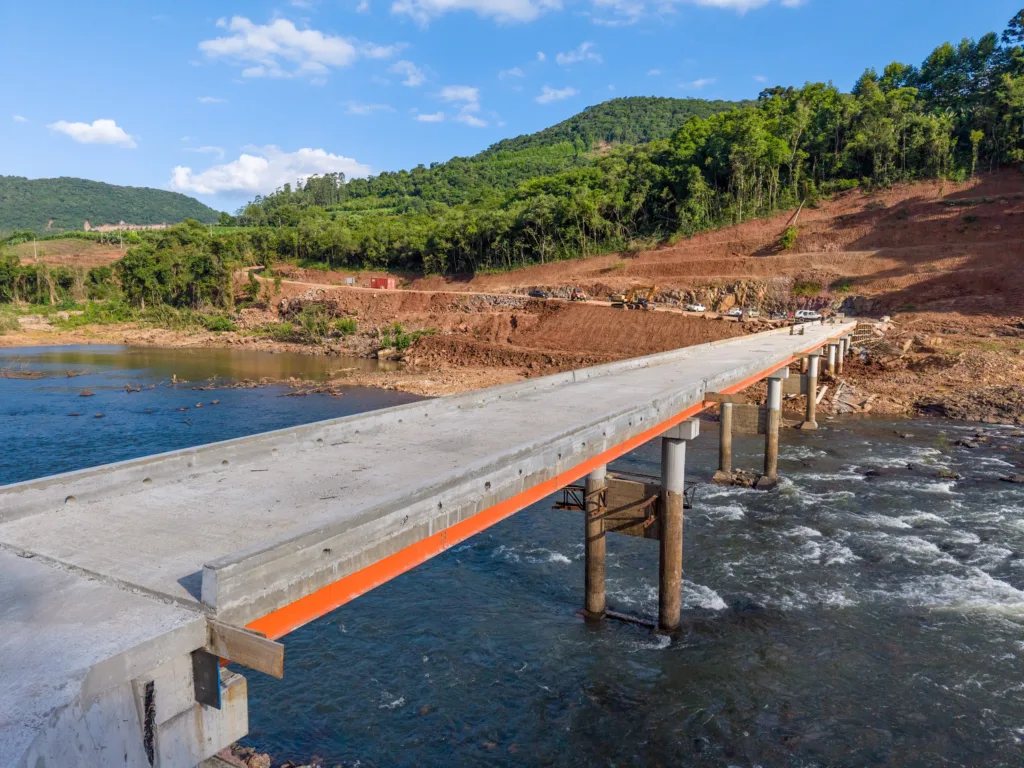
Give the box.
[0,319,855,767]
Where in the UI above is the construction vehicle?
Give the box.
[611,285,657,310]
[570,288,587,302]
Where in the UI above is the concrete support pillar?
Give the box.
[659,437,685,633]
[584,465,607,620]
[718,403,733,475]
[801,354,819,430]
[800,356,809,375]
[827,343,838,377]
[757,375,784,490]
[836,338,845,375]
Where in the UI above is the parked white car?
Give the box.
[795,309,822,321]
[685,303,707,313]
[726,307,744,317]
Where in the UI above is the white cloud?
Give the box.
[48,119,136,148]
[13,115,28,123]
[535,85,578,104]
[556,41,601,66]
[439,85,487,127]
[416,111,445,122]
[537,51,546,61]
[499,66,524,79]
[647,69,661,76]
[291,0,315,7]
[184,145,226,160]
[681,77,715,89]
[346,101,396,115]
[390,60,425,86]
[356,0,370,10]
[391,0,561,24]
[440,85,479,103]
[753,74,767,82]
[608,84,615,90]
[199,17,399,79]
[170,145,370,196]
[198,96,227,104]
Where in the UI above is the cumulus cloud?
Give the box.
[390,60,426,86]
[13,115,28,123]
[391,0,561,24]
[439,85,487,127]
[681,77,715,89]
[647,69,661,76]
[416,111,445,122]
[537,51,546,61]
[499,66,524,79]
[198,96,227,104]
[170,146,370,196]
[556,41,601,66]
[753,74,767,82]
[346,102,395,115]
[48,119,136,148]
[199,17,400,79]
[535,85,578,104]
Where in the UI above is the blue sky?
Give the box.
[1,0,1020,213]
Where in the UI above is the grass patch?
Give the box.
[0,313,21,334]
[379,322,434,351]
[333,317,357,336]
[829,278,853,293]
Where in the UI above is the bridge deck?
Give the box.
[0,322,851,642]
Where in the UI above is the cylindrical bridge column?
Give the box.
[718,403,733,475]
[757,374,784,490]
[584,465,607,620]
[836,338,846,375]
[826,343,839,377]
[659,437,685,633]
[658,418,699,633]
[801,354,819,430]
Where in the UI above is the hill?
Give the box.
[0,176,221,234]
[482,96,756,155]
[244,96,749,218]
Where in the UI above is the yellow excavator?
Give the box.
[610,285,657,310]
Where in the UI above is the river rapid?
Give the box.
[3,346,1024,767]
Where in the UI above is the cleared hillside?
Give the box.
[0,176,221,233]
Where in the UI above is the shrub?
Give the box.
[0,313,21,334]
[379,322,434,350]
[253,322,295,342]
[830,278,853,293]
[779,226,799,250]
[201,314,237,332]
[332,317,357,337]
[295,304,332,343]
[792,279,822,297]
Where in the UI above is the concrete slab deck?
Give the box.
[0,322,853,639]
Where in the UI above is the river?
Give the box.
[3,346,1024,767]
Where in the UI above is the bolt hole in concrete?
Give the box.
[64,495,76,505]
[142,477,152,485]
[272,449,279,456]
[485,482,491,491]
[317,438,323,444]
[222,460,229,466]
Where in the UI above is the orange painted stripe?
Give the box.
[245,343,842,641]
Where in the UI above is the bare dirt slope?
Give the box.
[377,172,1023,315]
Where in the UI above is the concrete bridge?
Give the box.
[0,320,856,767]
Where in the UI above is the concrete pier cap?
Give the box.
[662,418,700,441]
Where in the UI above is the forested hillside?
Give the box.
[226,9,1024,279]
[239,96,747,221]
[0,176,221,233]
[5,10,1024,312]
[484,96,756,153]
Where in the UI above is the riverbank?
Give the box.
[2,307,1024,418]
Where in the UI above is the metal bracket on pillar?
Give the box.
[191,649,222,710]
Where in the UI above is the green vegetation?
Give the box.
[0,313,21,334]
[3,12,1024,332]
[779,226,799,250]
[792,279,823,297]
[830,278,854,293]
[379,322,433,350]
[0,176,221,234]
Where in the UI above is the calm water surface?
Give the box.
[3,346,1024,767]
